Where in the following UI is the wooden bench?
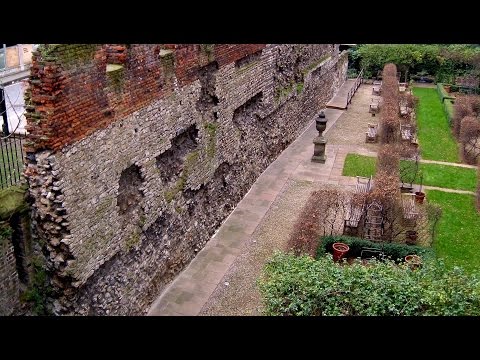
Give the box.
[372,86,381,95]
[399,82,407,93]
[344,204,364,228]
[360,247,385,259]
[400,124,412,141]
[402,193,419,221]
[369,98,380,114]
[356,175,372,193]
[410,134,419,146]
[366,123,378,143]
[400,105,409,117]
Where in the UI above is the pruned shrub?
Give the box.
[379,63,401,144]
[444,99,455,126]
[287,188,347,257]
[286,190,323,257]
[369,169,402,240]
[377,144,400,175]
[454,95,477,137]
[460,116,480,164]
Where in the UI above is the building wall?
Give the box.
[5,44,33,68]
[23,44,348,315]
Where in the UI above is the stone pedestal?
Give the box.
[311,110,328,163]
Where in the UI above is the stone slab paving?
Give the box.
[147,107,349,316]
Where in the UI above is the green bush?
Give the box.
[259,252,480,316]
[317,235,433,262]
[436,83,456,103]
[444,98,455,127]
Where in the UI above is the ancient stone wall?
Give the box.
[23,44,348,314]
[0,225,20,315]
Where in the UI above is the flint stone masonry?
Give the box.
[24,44,348,315]
[0,230,20,315]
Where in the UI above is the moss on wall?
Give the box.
[38,44,99,69]
[164,150,200,203]
[0,185,28,221]
[204,122,217,158]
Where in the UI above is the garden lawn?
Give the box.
[413,87,459,163]
[342,154,376,178]
[417,162,476,192]
[427,190,480,273]
[342,153,476,192]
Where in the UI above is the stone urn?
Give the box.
[315,111,327,134]
[311,110,328,163]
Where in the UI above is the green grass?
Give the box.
[342,154,376,177]
[342,153,476,191]
[418,162,477,192]
[413,87,459,163]
[427,190,480,273]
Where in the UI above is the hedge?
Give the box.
[317,235,433,262]
[436,83,456,103]
[444,98,455,127]
[259,252,480,316]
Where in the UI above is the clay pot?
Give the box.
[405,254,422,270]
[415,191,425,204]
[332,242,350,262]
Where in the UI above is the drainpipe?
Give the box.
[18,44,24,71]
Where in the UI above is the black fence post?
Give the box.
[0,86,10,136]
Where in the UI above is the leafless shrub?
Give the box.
[460,116,480,164]
[454,95,476,137]
[377,144,400,175]
[369,169,402,241]
[287,187,348,257]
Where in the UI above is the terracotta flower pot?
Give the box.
[415,191,425,204]
[332,242,350,262]
[405,254,422,270]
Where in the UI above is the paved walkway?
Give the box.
[419,158,477,169]
[148,107,359,316]
[420,185,475,195]
[326,79,357,110]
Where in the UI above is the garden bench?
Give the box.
[399,82,407,92]
[402,193,418,221]
[400,105,409,117]
[344,204,364,228]
[369,98,380,114]
[366,123,378,142]
[356,175,372,193]
[400,124,412,141]
[410,134,418,146]
[360,247,385,259]
[372,86,381,95]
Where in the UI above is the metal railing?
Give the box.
[1,84,25,189]
[347,69,363,105]
[0,133,24,189]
